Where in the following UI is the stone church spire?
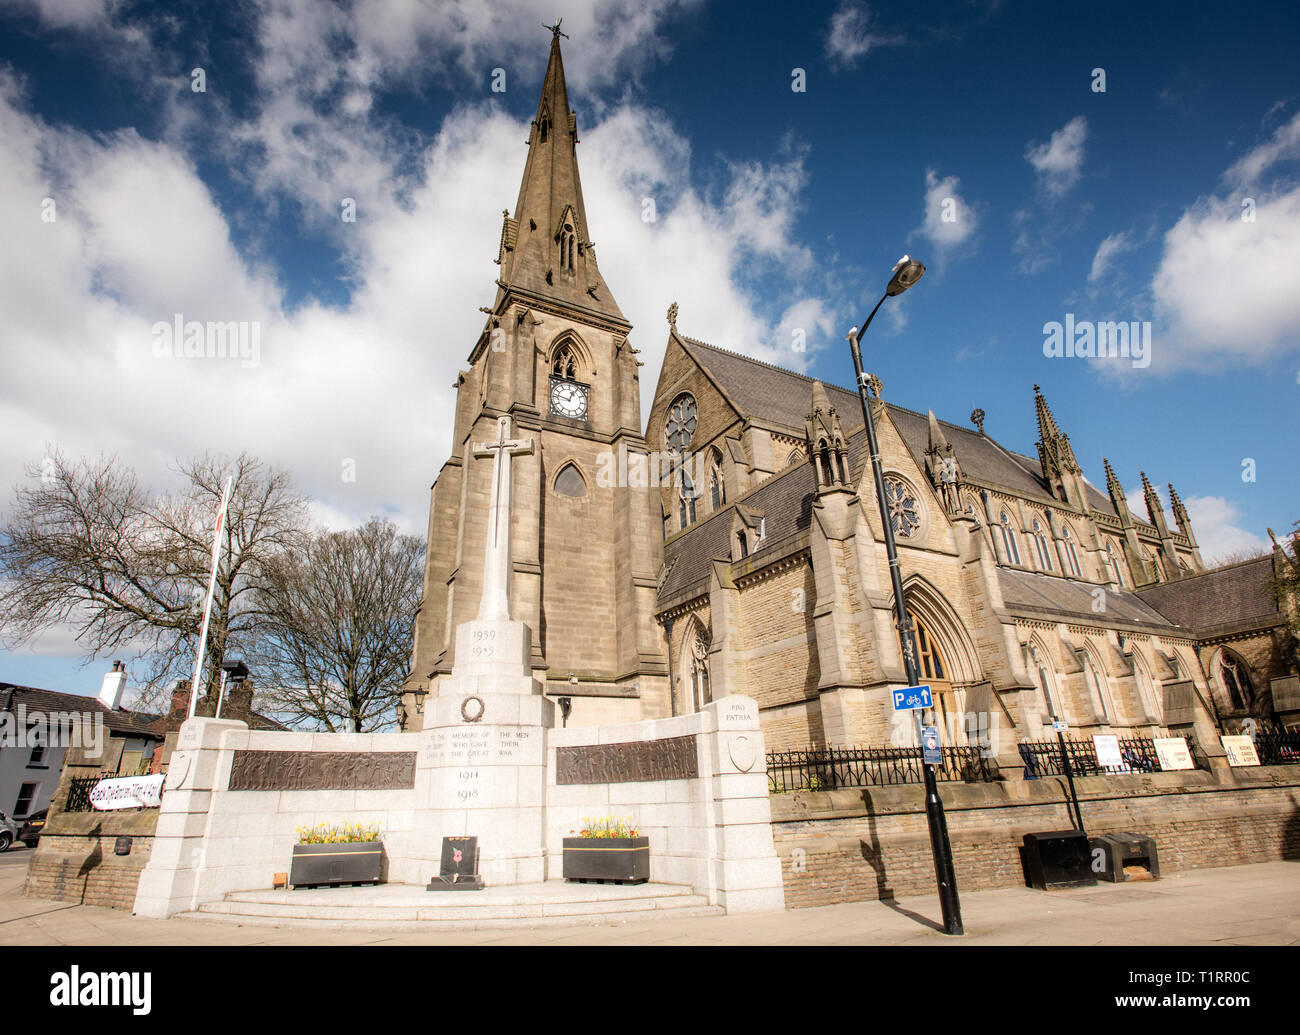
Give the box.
[805,381,850,493]
[1103,457,1132,526]
[924,410,963,515]
[1169,482,1203,568]
[1033,384,1084,508]
[1140,471,1170,536]
[492,30,626,325]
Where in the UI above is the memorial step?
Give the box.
[183,880,724,928]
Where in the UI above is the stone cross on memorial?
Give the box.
[472,415,534,622]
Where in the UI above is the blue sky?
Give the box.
[1,0,1297,699]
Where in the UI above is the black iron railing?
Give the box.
[1017,735,1200,779]
[62,776,102,813]
[766,745,995,793]
[1254,730,1300,765]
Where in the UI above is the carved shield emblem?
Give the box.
[728,733,757,773]
[164,752,192,790]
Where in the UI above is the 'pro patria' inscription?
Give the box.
[556,735,697,785]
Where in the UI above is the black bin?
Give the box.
[1022,830,1097,890]
[1089,832,1159,882]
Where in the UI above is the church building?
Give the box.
[404,33,1298,757]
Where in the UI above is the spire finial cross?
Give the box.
[544,18,568,39]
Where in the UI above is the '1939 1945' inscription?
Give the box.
[556,735,697,785]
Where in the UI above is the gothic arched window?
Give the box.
[998,511,1021,565]
[688,623,712,713]
[559,220,576,271]
[665,394,697,453]
[1081,650,1113,723]
[1106,540,1127,588]
[1062,525,1082,578]
[708,448,725,510]
[787,448,803,467]
[553,463,586,498]
[1025,640,1060,718]
[1146,548,1166,582]
[1132,652,1161,723]
[1217,652,1253,711]
[551,342,578,380]
[1031,519,1053,571]
[678,469,697,530]
[909,615,947,680]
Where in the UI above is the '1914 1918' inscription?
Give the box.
[556,735,697,785]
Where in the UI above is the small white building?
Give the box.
[1,662,163,823]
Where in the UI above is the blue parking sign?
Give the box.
[892,684,933,711]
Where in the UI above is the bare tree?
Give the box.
[1270,523,1300,663]
[249,517,424,732]
[0,449,310,709]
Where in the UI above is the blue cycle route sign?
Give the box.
[892,684,933,711]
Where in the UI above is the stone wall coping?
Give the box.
[42,809,160,837]
[769,767,1300,823]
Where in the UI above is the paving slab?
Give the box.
[0,854,1296,945]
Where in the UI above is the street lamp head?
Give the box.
[886,255,926,296]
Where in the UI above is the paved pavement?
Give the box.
[2,850,1297,945]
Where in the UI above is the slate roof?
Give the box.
[1136,556,1279,633]
[659,338,1140,608]
[678,336,1116,512]
[660,458,816,602]
[997,569,1176,629]
[0,684,164,740]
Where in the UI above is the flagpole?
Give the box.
[187,476,233,720]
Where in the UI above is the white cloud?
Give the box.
[1013,117,1091,274]
[1025,115,1088,197]
[1,0,118,31]
[916,168,978,256]
[1087,230,1135,284]
[1149,113,1300,369]
[1123,486,1268,566]
[0,48,832,547]
[1125,483,1170,527]
[824,2,905,69]
[1183,495,1270,565]
[1224,109,1300,189]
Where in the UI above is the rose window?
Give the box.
[884,477,921,538]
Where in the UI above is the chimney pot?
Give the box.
[98,661,128,711]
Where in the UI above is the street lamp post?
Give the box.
[216,659,249,720]
[847,255,964,936]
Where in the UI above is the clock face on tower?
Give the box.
[550,377,589,419]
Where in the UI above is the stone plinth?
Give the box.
[419,617,555,887]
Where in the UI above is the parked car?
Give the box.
[0,810,17,852]
[18,809,47,848]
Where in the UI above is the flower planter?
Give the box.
[289,841,384,889]
[562,836,650,884]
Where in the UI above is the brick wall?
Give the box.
[22,751,161,913]
[772,767,1300,909]
[24,810,158,912]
